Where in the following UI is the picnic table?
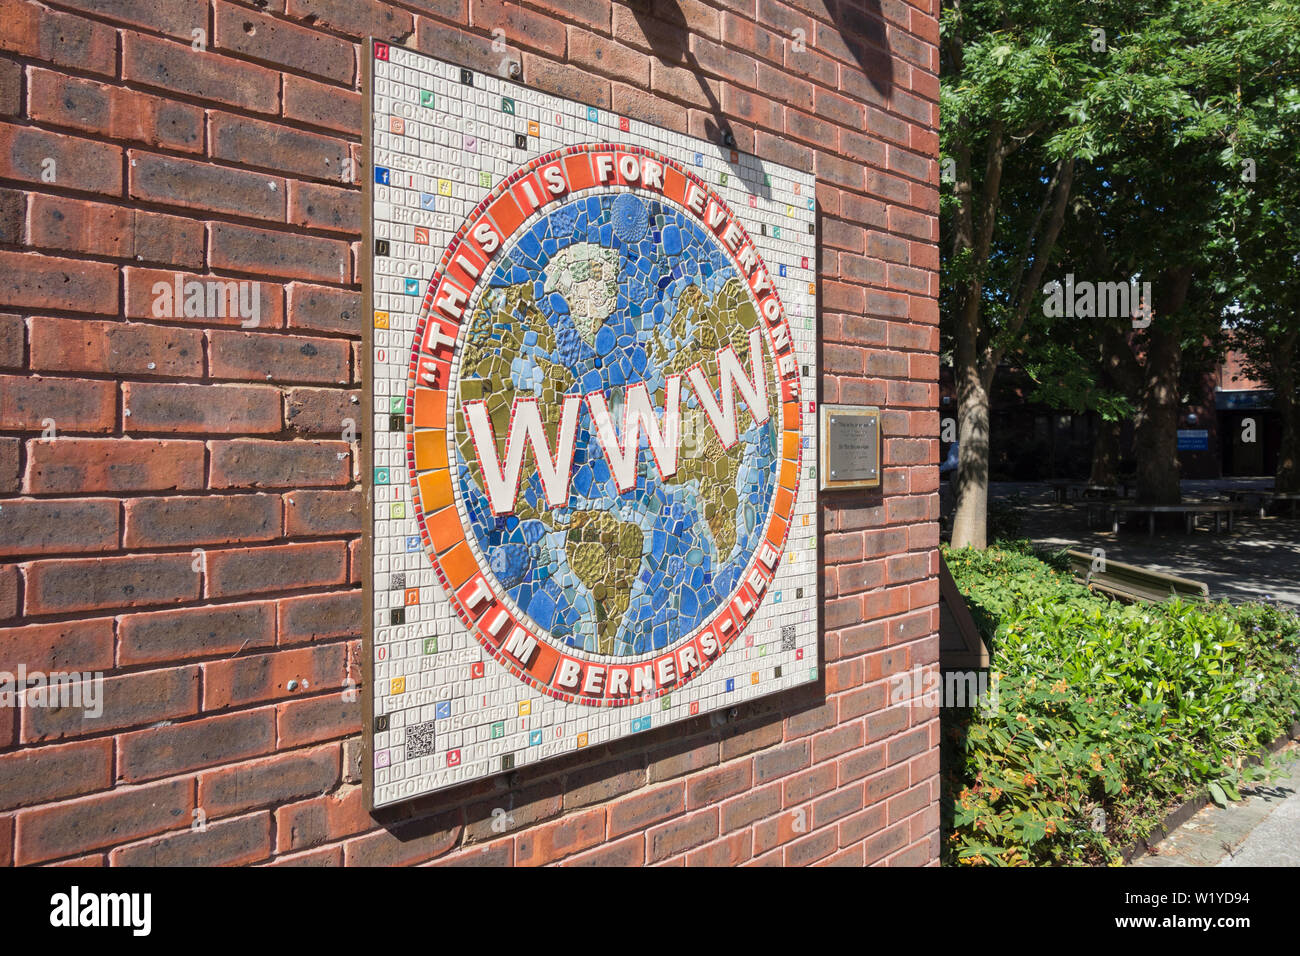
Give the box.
[1109,501,1255,536]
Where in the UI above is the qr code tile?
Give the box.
[405,719,436,758]
[389,572,406,590]
[781,626,797,651]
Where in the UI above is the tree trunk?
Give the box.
[1275,332,1299,493]
[1132,270,1193,505]
[1089,414,1121,485]
[951,368,991,549]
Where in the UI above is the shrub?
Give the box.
[942,546,1300,866]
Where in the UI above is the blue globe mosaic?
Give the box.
[452,192,781,659]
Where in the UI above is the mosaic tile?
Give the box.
[366,41,819,807]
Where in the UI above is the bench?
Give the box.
[1065,550,1210,604]
[1109,501,1254,535]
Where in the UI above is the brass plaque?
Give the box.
[820,404,880,490]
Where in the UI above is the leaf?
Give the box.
[1208,782,1228,808]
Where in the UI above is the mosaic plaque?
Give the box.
[364,41,820,807]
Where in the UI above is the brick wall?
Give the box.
[0,0,940,866]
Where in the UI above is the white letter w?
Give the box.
[586,378,682,493]
[686,327,770,448]
[462,395,582,514]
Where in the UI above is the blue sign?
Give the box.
[1177,429,1209,451]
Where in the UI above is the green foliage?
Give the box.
[942,546,1300,865]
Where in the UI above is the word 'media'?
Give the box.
[1042,273,1152,326]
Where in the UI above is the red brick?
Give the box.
[686,830,751,866]
[0,251,118,314]
[205,541,347,599]
[278,589,361,644]
[21,666,201,743]
[515,806,605,866]
[28,317,204,378]
[754,739,810,784]
[284,489,362,535]
[198,745,339,817]
[118,600,276,666]
[647,807,718,862]
[284,387,360,434]
[569,28,649,86]
[562,832,644,867]
[209,439,351,488]
[785,826,838,866]
[0,618,113,671]
[27,69,203,153]
[286,284,361,335]
[285,0,415,41]
[266,845,343,866]
[0,497,118,557]
[433,839,515,867]
[0,739,112,811]
[124,493,281,549]
[14,777,192,865]
[209,111,351,183]
[276,692,361,748]
[288,180,362,234]
[209,330,350,385]
[0,374,114,433]
[25,437,206,493]
[607,781,684,838]
[465,779,564,842]
[124,269,284,328]
[0,438,15,493]
[342,810,461,867]
[123,32,280,114]
[520,51,612,110]
[0,311,20,369]
[214,0,355,84]
[282,74,362,135]
[0,60,16,116]
[209,222,350,285]
[124,382,283,435]
[720,780,781,833]
[0,122,120,196]
[275,785,370,852]
[23,552,201,616]
[112,811,273,866]
[49,0,208,38]
[686,761,752,809]
[0,564,16,621]
[0,0,115,76]
[130,150,286,221]
[117,708,276,783]
[203,642,348,709]
[646,736,718,783]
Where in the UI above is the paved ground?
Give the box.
[946,479,1300,609]
[1129,744,1299,867]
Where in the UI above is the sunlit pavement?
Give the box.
[1128,744,1300,867]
